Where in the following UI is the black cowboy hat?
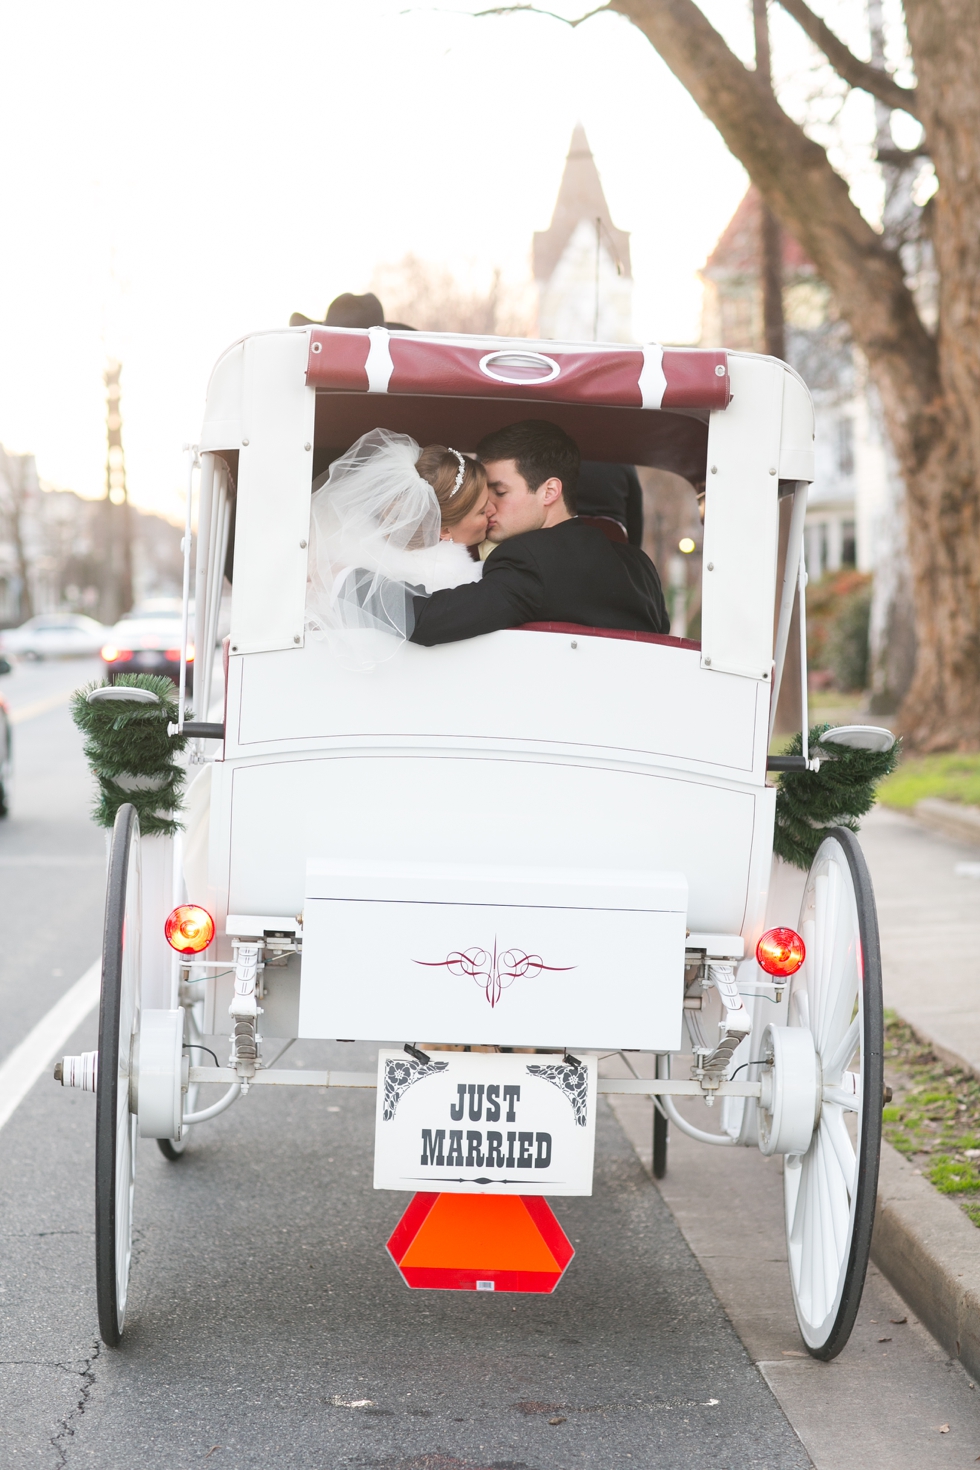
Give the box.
[289,291,415,331]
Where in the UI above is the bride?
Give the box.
[305,428,488,664]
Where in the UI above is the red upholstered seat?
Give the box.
[579,514,628,544]
[517,621,701,652]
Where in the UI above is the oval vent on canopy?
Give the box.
[478,351,561,385]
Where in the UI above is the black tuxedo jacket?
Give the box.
[410,517,669,646]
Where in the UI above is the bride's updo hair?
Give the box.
[415,445,487,529]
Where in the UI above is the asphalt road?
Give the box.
[0,655,812,1469]
[8,659,977,1468]
[0,658,105,1069]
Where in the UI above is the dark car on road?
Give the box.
[101,599,194,689]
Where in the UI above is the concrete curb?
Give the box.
[873,1140,980,1381]
[913,797,980,848]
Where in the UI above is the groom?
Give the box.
[409,420,668,645]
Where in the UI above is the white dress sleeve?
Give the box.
[418,542,483,593]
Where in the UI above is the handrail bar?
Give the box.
[186,1066,762,1098]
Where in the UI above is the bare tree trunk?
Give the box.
[864,0,918,714]
[894,0,980,748]
[752,0,786,362]
[609,0,980,748]
[2,456,35,622]
[117,499,134,615]
[11,519,33,622]
[99,493,118,624]
[754,0,798,734]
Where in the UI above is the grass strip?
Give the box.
[878,752,980,811]
[883,1011,980,1228]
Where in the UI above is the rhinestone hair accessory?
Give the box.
[447,448,466,498]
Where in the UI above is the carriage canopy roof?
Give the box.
[303,327,730,481]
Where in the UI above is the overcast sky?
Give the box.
[0,0,912,520]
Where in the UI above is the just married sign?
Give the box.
[373,1049,598,1196]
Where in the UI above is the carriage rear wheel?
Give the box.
[783,828,883,1359]
[95,803,141,1346]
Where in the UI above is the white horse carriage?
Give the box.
[58,325,887,1358]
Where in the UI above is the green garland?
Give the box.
[773,722,900,871]
[71,674,190,838]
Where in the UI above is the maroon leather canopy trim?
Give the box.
[387,341,648,406]
[662,349,730,409]
[305,328,731,412]
[307,331,370,390]
[517,622,702,652]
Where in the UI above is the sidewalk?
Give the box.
[607,1093,980,1468]
[860,805,980,1073]
[604,801,980,1465]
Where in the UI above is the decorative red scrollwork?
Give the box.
[414,939,575,1008]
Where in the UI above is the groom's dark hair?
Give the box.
[476,420,580,512]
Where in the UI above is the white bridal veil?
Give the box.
[305,428,478,668]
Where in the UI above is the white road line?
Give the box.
[0,960,101,1135]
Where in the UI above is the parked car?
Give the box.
[0,613,109,660]
[101,603,194,688]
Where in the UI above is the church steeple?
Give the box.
[533,124,631,286]
[532,125,633,343]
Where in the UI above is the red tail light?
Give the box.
[165,904,215,954]
[756,927,806,977]
[101,644,130,662]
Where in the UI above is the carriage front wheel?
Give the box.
[95,802,141,1346]
[783,828,883,1360]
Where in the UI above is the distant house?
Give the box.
[534,124,633,344]
[0,443,184,627]
[699,186,895,584]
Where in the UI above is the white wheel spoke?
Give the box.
[816,867,857,1059]
[802,1147,819,1322]
[818,1125,848,1280]
[788,1156,806,1247]
[814,869,837,1045]
[823,1017,860,1085]
[815,1137,835,1324]
[822,1105,856,1199]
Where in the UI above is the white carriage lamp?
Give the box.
[820,725,896,753]
[86,685,161,705]
[165,904,215,954]
[756,926,806,1003]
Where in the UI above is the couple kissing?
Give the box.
[305,419,668,664]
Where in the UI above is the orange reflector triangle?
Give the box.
[387,1192,574,1294]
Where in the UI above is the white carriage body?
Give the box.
[188,327,815,1053]
[64,321,892,1360]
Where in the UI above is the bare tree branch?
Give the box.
[607,0,936,415]
[472,3,609,25]
[776,0,919,119]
